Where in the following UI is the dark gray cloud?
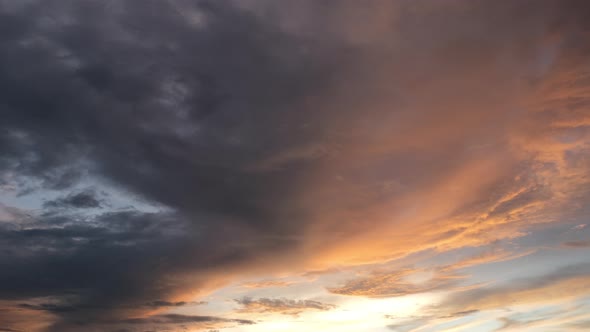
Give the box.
[47,313,255,332]
[0,0,331,223]
[123,313,254,325]
[0,211,189,307]
[43,189,102,209]
[17,300,205,313]
[0,209,262,331]
[0,0,329,329]
[143,300,207,308]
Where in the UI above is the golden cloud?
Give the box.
[235,297,336,316]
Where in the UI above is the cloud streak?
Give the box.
[235,297,336,316]
[328,249,532,298]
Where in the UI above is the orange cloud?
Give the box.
[562,241,590,248]
[327,268,470,298]
[0,302,55,332]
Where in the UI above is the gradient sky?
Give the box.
[1,1,590,331]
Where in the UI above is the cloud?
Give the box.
[0,203,32,223]
[328,249,529,298]
[562,241,590,248]
[48,313,255,332]
[235,297,336,316]
[17,300,206,312]
[122,313,254,326]
[0,0,589,330]
[0,0,324,327]
[143,300,207,308]
[491,304,590,332]
[240,280,294,289]
[0,209,265,331]
[433,264,590,315]
[0,303,55,332]
[387,318,429,332]
[43,189,103,209]
[568,320,590,330]
[438,310,480,319]
[327,268,473,298]
[0,211,190,313]
[384,265,590,331]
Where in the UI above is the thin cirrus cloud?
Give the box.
[383,264,590,331]
[327,249,533,298]
[0,0,589,331]
[434,264,590,315]
[240,280,295,289]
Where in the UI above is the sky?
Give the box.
[0,0,589,331]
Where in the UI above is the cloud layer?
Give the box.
[0,0,589,331]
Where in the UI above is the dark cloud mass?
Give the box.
[0,0,328,329]
[0,0,589,331]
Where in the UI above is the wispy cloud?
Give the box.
[328,249,532,298]
[235,297,336,316]
[435,265,590,314]
[562,241,590,248]
[240,280,294,289]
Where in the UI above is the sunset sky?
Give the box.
[1,1,590,331]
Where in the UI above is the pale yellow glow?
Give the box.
[221,292,441,332]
